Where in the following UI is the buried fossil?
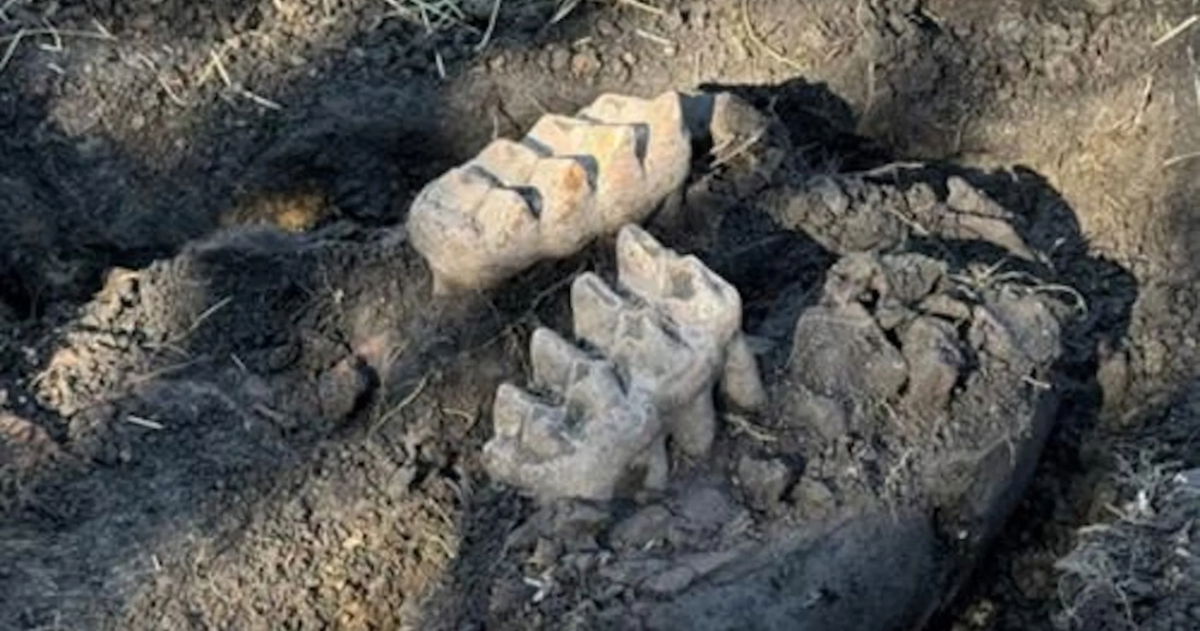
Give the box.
[406,91,694,294]
[461,97,1076,630]
[0,90,1086,631]
[483,224,764,501]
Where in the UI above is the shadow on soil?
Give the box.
[421,76,1140,629]
[0,3,1141,626]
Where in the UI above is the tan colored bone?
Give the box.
[576,226,765,456]
[615,225,767,411]
[483,225,760,501]
[482,328,665,501]
[406,92,692,294]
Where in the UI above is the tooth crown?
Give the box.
[482,329,665,502]
[407,92,692,294]
[482,225,765,501]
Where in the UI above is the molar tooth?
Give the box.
[470,138,542,186]
[580,92,690,202]
[493,383,539,439]
[571,273,629,351]
[527,157,597,255]
[476,187,539,252]
[407,92,697,294]
[525,114,593,156]
[530,328,590,393]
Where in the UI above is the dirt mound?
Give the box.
[1053,381,1200,630]
[0,93,1088,629]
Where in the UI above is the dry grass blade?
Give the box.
[129,357,207,385]
[0,25,115,43]
[382,0,480,34]
[187,296,233,336]
[549,0,581,26]
[372,373,432,432]
[726,413,778,442]
[237,87,284,110]
[634,28,673,47]
[0,27,23,73]
[208,49,234,87]
[0,22,116,74]
[612,0,666,17]
[125,414,165,430]
[473,0,501,52]
[711,128,766,167]
[741,0,804,71]
[1164,151,1200,167]
[1152,14,1199,48]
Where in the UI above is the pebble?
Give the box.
[642,565,696,595]
[736,454,792,511]
[547,46,571,72]
[571,50,602,77]
[611,504,671,551]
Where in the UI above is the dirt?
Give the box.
[1,0,1199,629]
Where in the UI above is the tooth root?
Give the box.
[527,157,597,255]
[571,124,647,227]
[721,333,767,411]
[638,437,670,492]
[571,273,626,352]
[666,392,717,458]
[471,138,543,186]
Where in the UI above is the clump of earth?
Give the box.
[1,91,1093,630]
[2,1,1199,629]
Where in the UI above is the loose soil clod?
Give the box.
[1,1,1196,629]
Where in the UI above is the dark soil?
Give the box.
[1,0,1198,629]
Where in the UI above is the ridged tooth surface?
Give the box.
[527,157,597,254]
[570,272,628,352]
[470,138,542,186]
[407,92,694,294]
[580,92,690,204]
[476,187,538,252]
[616,225,740,338]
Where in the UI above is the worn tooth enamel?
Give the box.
[530,327,591,393]
[527,157,597,254]
[580,92,690,205]
[573,271,719,458]
[521,407,574,459]
[482,332,662,501]
[570,272,628,351]
[470,138,543,186]
[483,223,760,501]
[614,225,765,414]
[493,383,539,439]
[575,123,648,226]
[407,92,693,294]
[526,114,594,155]
[477,187,538,251]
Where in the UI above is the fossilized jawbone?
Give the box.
[406,92,692,295]
[483,225,764,501]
